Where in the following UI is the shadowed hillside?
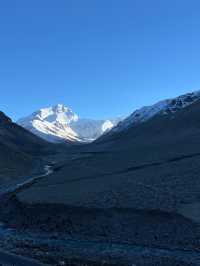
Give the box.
[0,111,53,185]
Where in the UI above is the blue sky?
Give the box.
[1,0,200,120]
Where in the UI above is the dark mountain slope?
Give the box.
[94,97,200,161]
[0,111,50,155]
[0,111,52,185]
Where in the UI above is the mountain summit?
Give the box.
[18,104,121,143]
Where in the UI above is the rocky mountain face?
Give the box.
[18,104,121,143]
[110,90,200,133]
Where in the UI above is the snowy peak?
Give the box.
[52,104,79,124]
[32,104,78,124]
[18,105,121,143]
[113,91,200,132]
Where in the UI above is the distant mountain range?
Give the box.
[18,104,122,143]
[17,91,200,143]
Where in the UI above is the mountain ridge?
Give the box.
[104,90,200,138]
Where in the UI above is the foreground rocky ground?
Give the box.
[0,222,199,266]
[0,179,199,266]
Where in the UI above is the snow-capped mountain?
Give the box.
[111,90,200,133]
[17,104,121,143]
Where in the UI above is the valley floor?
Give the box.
[0,145,200,266]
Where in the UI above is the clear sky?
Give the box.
[1,0,200,120]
